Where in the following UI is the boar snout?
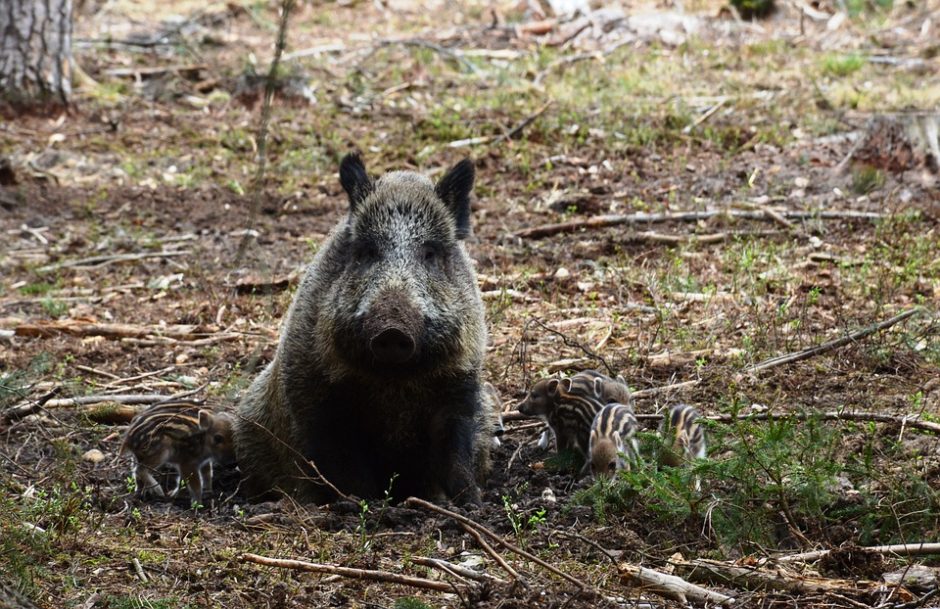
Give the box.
[371,327,415,363]
[365,292,423,364]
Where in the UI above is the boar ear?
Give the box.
[197,410,213,431]
[435,158,475,239]
[339,152,373,212]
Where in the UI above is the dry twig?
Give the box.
[410,556,509,586]
[514,209,884,239]
[241,553,468,593]
[36,251,190,273]
[777,542,940,563]
[674,557,907,600]
[460,523,524,584]
[745,308,919,373]
[405,497,588,593]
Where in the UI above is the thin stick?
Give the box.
[514,209,885,239]
[0,387,61,423]
[449,100,554,149]
[75,365,120,380]
[631,410,940,435]
[683,98,727,134]
[405,497,589,593]
[777,542,940,563]
[495,100,554,142]
[746,308,919,373]
[7,320,216,340]
[237,0,295,262]
[631,379,701,398]
[103,366,177,387]
[460,523,523,584]
[5,387,205,420]
[411,556,509,586]
[241,553,465,593]
[36,251,189,273]
[409,558,474,588]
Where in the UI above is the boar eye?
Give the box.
[421,243,443,267]
[355,243,380,265]
[213,434,225,444]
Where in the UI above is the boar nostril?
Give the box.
[370,328,416,363]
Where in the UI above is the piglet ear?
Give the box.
[197,410,213,431]
[340,152,373,212]
[593,378,605,399]
[547,379,560,397]
[435,158,474,239]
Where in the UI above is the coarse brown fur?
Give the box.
[234,155,488,504]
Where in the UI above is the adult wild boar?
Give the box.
[235,154,489,504]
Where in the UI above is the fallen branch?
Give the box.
[37,251,190,273]
[506,408,940,435]
[121,333,243,347]
[405,497,589,594]
[639,411,940,434]
[410,556,509,586]
[4,387,205,421]
[777,542,940,564]
[460,523,524,585]
[514,209,885,239]
[745,308,920,373]
[673,557,906,601]
[241,553,467,593]
[619,563,735,606]
[0,387,61,423]
[626,230,782,245]
[104,64,206,78]
[5,319,220,340]
[631,379,701,398]
[102,366,176,387]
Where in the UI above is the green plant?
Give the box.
[822,53,865,78]
[394,598,434,609]
[851,165,885,194]
[502,495,546,546]
[355,474,397,552]
[39,297,68,318]
[575,415,940,553]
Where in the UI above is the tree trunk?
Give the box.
[0,0,73,109]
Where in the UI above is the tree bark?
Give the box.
[0,0,73,109]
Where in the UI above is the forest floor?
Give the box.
[2,0,940,607]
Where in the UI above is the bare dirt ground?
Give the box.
[1,0,939,607]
